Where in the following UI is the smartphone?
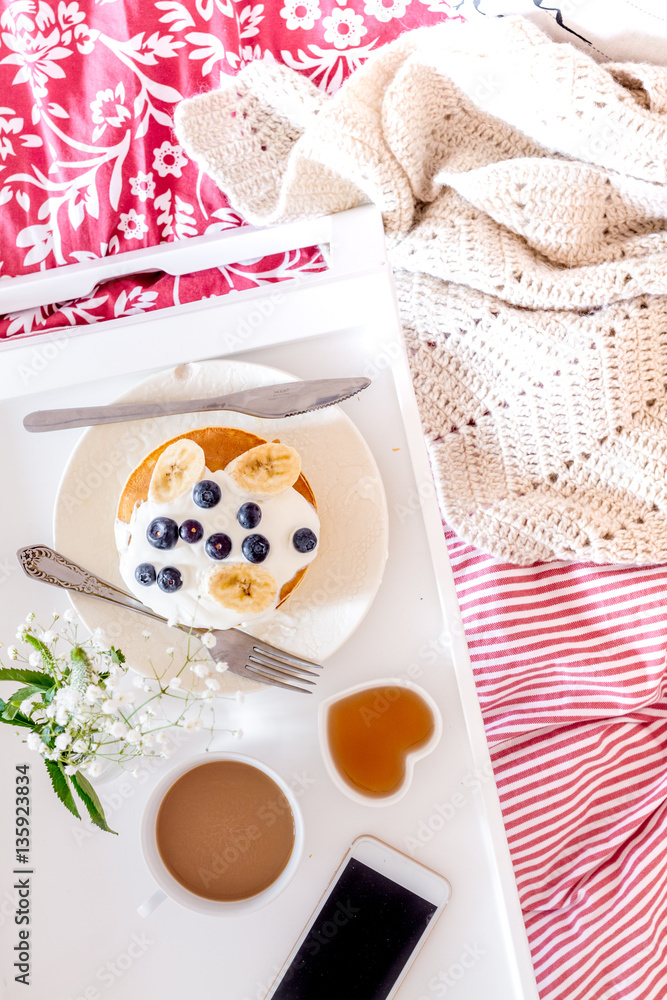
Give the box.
[265,835,452,1000]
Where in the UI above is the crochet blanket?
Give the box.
[176,16,667,567]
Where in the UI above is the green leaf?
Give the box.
[71,771,117,835]
[8,684,39,706]
[23,633,55,669]
[0,667,54,687]
[44,760,80,820]
[2,701,20,720]
[109,647,125,665]
[0,700,34,729]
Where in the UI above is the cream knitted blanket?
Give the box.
[175,16,667,566]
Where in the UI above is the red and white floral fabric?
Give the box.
[0,0,461,338]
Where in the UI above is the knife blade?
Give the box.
[23,376,371,433]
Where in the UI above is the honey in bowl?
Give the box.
[326,684,437,799]
[155,760,296,901]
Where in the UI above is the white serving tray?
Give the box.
[0,207,538,1000]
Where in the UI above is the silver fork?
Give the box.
[16,545,323,694]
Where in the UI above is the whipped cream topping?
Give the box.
[115,466,319,630]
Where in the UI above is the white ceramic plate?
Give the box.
[53,359,388,692]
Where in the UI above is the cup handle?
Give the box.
[137,888,166,918]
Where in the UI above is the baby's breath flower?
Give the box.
[56,686,81,711]
[109,721,129,739]
[26,732,42,752]
[4,611,238,828]
[215,661,229,673]
[85,684,104,705]
[25,612,35,623]
[141,630,151,639]
[234,728,244,740]
[201,632,216,649]
[167,616,178,628]
[91,628,108,651]
[183,717,202,731]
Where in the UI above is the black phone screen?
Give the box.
[270,857,438,1000]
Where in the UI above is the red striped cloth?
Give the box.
[445,527,667,1000]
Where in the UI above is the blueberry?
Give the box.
[193,480,221,509]
[157,566,183,593]
[179,519,204,543]
[147,517,179,550]
[237,502,262,529]
[135,563,156,586]
[242,534,270,563]
[292,527,318,554]
[205,533,232,560]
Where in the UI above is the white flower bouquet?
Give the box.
[0,611,234,834]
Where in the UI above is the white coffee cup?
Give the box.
[139,751,304,917]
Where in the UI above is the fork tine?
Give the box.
[248,650,321,678]
[244,663,313,694]
[248,653,318,684]
[250,641,322,670]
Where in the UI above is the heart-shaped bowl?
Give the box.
[318,678,442,808]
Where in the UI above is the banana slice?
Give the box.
[148,439,206,504]
[225,442,301,497]
[200,563,278,615]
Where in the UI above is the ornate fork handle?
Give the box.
[16,544,167,625]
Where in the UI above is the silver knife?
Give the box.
[23,376,370,433]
